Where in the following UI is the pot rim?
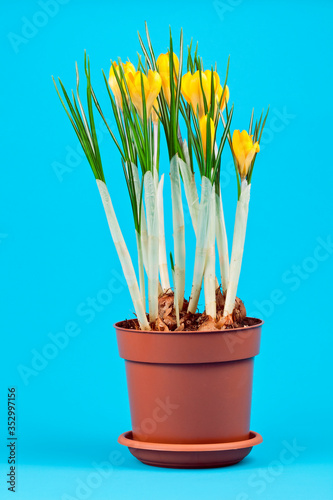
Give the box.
[118,430,263,452]
[115,317,263,363]
[114,317,264,335]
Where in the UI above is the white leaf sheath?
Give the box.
[188,176,213,314]
[144,171,159,323]
[170,156,186,312]
[96,180,150,330]
[157,175,171,292]
[223,180,251,317]
[131,163,148,273]
[215,190,230,293]
[204,187,216,318]
[178,154,199,234]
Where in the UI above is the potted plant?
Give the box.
[53,24,268,469]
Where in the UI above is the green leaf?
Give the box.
[169,251,175,271]
[213,104,234,185]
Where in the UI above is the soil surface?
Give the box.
[118,289,261,332]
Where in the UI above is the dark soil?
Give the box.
[118,288,261,332]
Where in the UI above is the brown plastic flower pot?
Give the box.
[115,319,263,468]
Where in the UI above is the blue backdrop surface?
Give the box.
[1,0,333,498]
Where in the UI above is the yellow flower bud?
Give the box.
[108,61,135,108]
[126,70,162,120]
[181,70,222,119]
[216,84,230,112]
[232,130,260,178]
[156,52,179,107]
[199,114,215,161]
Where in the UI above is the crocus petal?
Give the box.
[127,72,144,117]
[108,60,136,109]
[204,69,220,89]
[232,129,260,178]
[232,130,246,176]
[200,115,215,160]
[157,52,179,75]
[108,63,123,108]
[181,72,192,104]
[181,70,213,118]
[156,53,179,107]
[127,70,161,120]
[189,71,203,117]
[146,70,162,116]
[159,72,171,105]
[123,61,135,75]
[216,84,230,112]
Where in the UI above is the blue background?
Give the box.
[1,0,333,498]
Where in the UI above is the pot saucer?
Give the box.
[118,431,263,469]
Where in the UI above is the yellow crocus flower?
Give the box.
[216,84,230,112]
[156,52,179,107]
[181,70,221,118]
[126,70,162,120]
[108,61,135,108]
[232,130,260,178]
[199,114,215,161]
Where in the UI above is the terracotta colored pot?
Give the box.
[116,319,263,468]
